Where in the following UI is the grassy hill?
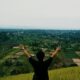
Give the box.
[0,67,80,80]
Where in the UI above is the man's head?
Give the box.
[36,49,45,61]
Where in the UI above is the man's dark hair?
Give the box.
[36,49,45,61]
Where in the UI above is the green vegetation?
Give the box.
[0,67,80,80]
[0,29,80,76]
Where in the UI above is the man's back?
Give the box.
[29,57,53,80]
[20,45,60,80]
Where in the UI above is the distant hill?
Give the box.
[0,67,80,80]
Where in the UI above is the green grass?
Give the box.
[0,67,80,80]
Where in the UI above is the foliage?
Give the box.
[0,29,80,76]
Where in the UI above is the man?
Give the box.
[20,45,60,80]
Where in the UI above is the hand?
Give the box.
[19,44,31,57]
[50,46,61,58]
[55,47,61,51]
[19,44,26,50]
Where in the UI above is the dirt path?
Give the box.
[72,58,80,66]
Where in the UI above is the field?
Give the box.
[0,67,80,80]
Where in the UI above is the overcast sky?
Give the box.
[0,0,80,29]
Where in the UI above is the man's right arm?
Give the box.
[45,47,61,68]
[50,47,61,58]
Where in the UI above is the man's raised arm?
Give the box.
[50,47,61,58]
[19,44,31,58]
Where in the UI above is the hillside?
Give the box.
[0,30,80,76]
[0,67,80,80]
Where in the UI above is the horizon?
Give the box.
[0,26,80,30]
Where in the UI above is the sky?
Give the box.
[0,0,80,29]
